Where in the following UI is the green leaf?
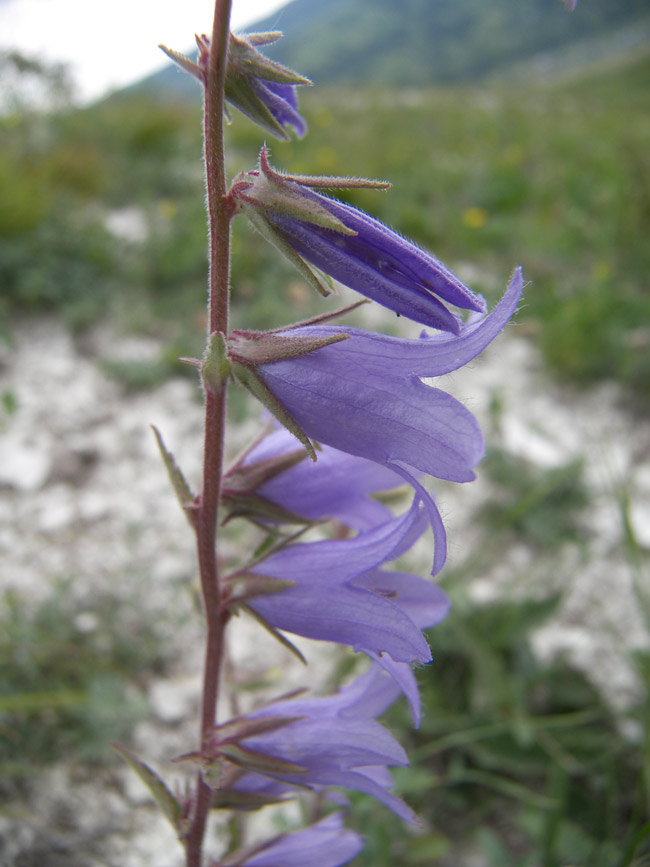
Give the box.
[151,426,196,525]
[241,604,307,665]
[112,743,184,835]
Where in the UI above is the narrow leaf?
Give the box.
[151,426,196,525]
[211,789,288,811]
[225,571,297,605]
[215,714,304,743]
[219,742,308,775]
[241,604,307,664]
[112,744,184,834]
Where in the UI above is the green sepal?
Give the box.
[241,603,308,665]
[224,444,308,493]
[218,741,308,776]
[228,328,349,365]
[211,788,288,811]
[230,361,316,461]
[247,525,311,565]
[222,492,312,527]
[245,31,282,47]
[259,145,391,206]
[215,713,305,744]
[112,744,186,837]
[151,425,196,526]
[265,299,370,332]
[201,331,231,395]
[224,571,297,606]
[244,208,332,297]
[158,44,203,81]
[289,173,391,190]
[229,33,311,87]
[252,150,356,234]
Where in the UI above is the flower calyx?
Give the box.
[160,33,310,139]
[222,444,313,526]
[227,327,349,460]
[177,714,308,783]
[230,146,390,297]
[224,32,311,140]
[222,570,297,608]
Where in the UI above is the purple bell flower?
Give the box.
[248,79,307,139]
[238,426,410,530]
[161,33,310,141]
[223,33,310,140]
[214,666,419,824]
[232,149,487,332]
[356,567,449,725]
[256,268,522,491]
[245,497,435,664]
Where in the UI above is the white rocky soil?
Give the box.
[1,313,648,865]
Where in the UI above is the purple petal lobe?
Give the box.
[242,813,363,867]
[354,570,450,631]
[259,353,484,483]
[246,428,404,529]
[364,650,422,728]
[252,498,427,586]
[249,583,431,662]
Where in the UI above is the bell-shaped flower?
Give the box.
[231,148,487,332]
[222,32,310,139]
[232,498,434,664]
[205,666,419,824]
[161,33,309,140]
[253,267,522,488]
[226,426,410,530]
[215,812,363,867]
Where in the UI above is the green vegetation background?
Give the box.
[2,51,649,394]
[1,44,649,867]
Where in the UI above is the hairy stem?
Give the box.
[185,1,233,865]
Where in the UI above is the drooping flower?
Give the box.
[233,267,522,508]
[204,666,419,824]
[214,812,363,867]
[223,33,310,139]
[160,33,309,140]
[224,426,412,530]
[231,148,487,332]
[230,497,439,663]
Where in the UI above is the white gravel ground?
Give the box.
[1,312,648,865]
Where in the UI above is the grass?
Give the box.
[0,580,171,784]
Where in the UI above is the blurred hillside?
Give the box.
[1,18,650,867]
[133,0,650,99]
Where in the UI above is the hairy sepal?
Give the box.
[224,570,297,606]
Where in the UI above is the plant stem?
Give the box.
[185,1,233,865]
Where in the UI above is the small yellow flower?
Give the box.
[462,207,488,229]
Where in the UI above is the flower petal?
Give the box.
[252,498,427,586]
[249,583,431,663]
[241,813,363,867]
[259,355,484,483]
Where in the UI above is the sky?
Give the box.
[0,0,293,102]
